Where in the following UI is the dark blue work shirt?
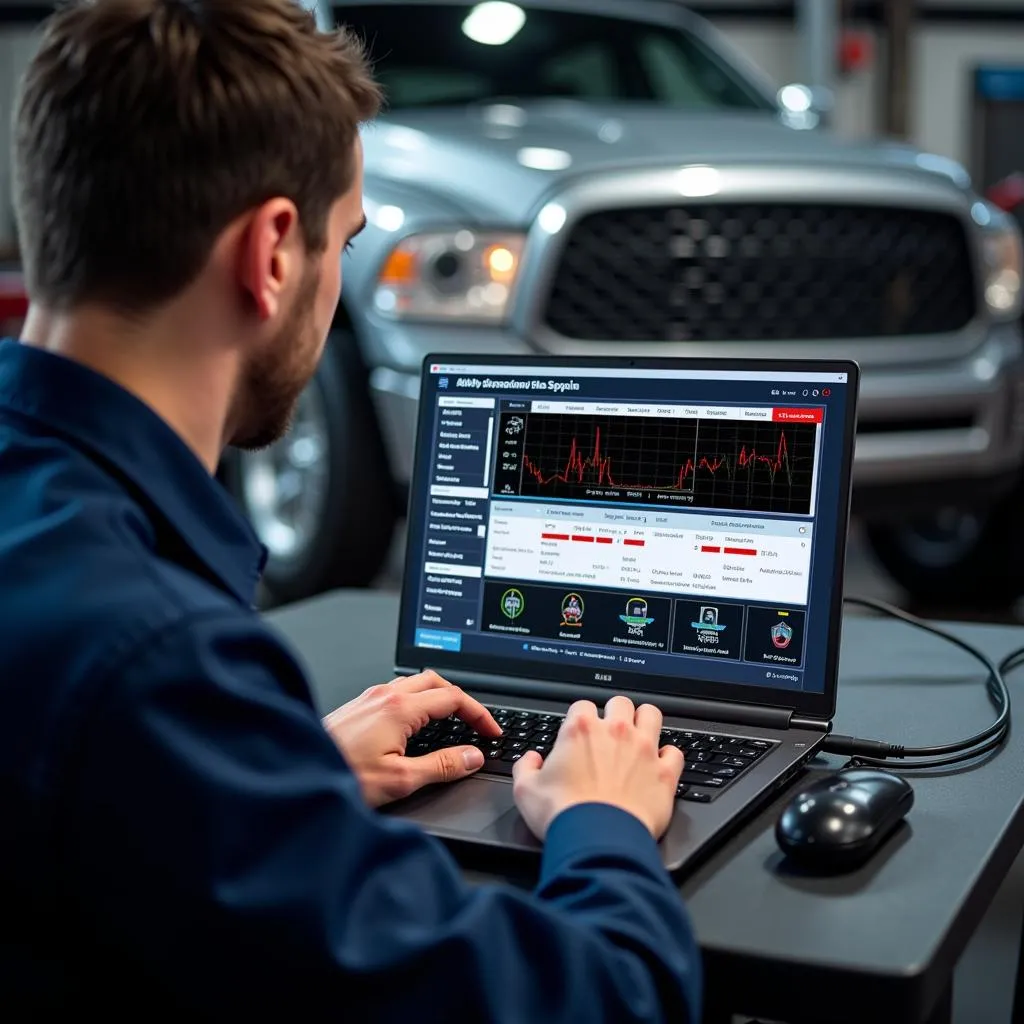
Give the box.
[0,338,701,1020]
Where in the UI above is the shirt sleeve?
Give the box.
[59,611,702,1021]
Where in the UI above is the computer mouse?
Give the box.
[775,768,914,873]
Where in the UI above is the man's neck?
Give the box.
[19,304,236,473]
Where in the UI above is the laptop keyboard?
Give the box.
[405,704,776,803]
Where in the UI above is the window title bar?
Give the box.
[530,401,825,423]
[428,364,848,384]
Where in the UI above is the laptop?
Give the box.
[387,354,859,873]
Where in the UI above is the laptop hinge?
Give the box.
[791,715,832,733]
[401,668,818,731]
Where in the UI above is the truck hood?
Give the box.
[363,102,971,224]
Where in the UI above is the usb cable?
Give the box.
[819,595,1019,771]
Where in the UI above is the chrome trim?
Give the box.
[512,164,990,366]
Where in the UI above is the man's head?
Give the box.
[13,0,381,450]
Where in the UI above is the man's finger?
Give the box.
[405,745,486,791]
[659,744,685,782]
[406,687,502,736]
[634,702,663,744]
[604,694,635,723]
[512,749,543,783]
[390,670,452,693]
[564,699,598,725]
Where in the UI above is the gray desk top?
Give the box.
[267,590,1024,1024]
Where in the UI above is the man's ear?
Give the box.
[238,199,301,321]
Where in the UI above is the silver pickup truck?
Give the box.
[222,0,1024,609]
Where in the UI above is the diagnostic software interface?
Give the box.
[401,361,853,695]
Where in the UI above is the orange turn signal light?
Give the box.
[379,248,419,286]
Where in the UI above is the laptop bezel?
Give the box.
[396,353,859,723]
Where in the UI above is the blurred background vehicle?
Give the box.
[0,265,27,342]
[4,0,1024,622]
[988,173,1024,236]
[222,0,1024,608]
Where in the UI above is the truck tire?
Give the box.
[864,480,1024,610]
[221,331,397,605]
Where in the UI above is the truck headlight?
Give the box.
[373,230,525,322]
[981,220,1023,319]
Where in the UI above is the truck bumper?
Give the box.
[367,322,1024,516]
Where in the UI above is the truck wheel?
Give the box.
[221,332,397,605]
[864,482,1024,610]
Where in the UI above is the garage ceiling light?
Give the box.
[462,2,526,46]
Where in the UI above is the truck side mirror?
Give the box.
[777,83,834,129]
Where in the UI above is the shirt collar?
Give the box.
[0,339,266,605]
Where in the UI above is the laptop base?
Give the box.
[385,703,823,873]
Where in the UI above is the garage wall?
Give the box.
[912,25,1024,173]
[712,17,1024,167]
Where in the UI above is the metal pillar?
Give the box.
[883,0,915,139]
[796,0,839,121]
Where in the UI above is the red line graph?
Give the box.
[522,425,799,492]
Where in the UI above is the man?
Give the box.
[0,1,700,1018]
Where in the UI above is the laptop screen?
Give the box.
[397,356,857,714]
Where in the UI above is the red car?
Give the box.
[988,173,1024,219]
[0,271,28,340]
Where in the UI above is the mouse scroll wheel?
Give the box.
[828,781,848,792]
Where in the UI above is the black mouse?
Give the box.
[775,768,914,873]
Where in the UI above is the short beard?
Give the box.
[231,259,322,452]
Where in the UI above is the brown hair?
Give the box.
[13,0,381,314]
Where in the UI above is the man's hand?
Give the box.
[512,696,684,841]
[323,671,502,807]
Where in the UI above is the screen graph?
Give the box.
[506,412,817,515]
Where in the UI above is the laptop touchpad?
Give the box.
[387,777,517,835]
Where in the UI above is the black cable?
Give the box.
[841,596,1009,754]
[817,595,1021,771]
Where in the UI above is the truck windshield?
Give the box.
[340,3,774,111]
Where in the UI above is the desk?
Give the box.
[267,590,1024,1024]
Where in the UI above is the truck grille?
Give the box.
[543,204,977,341]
